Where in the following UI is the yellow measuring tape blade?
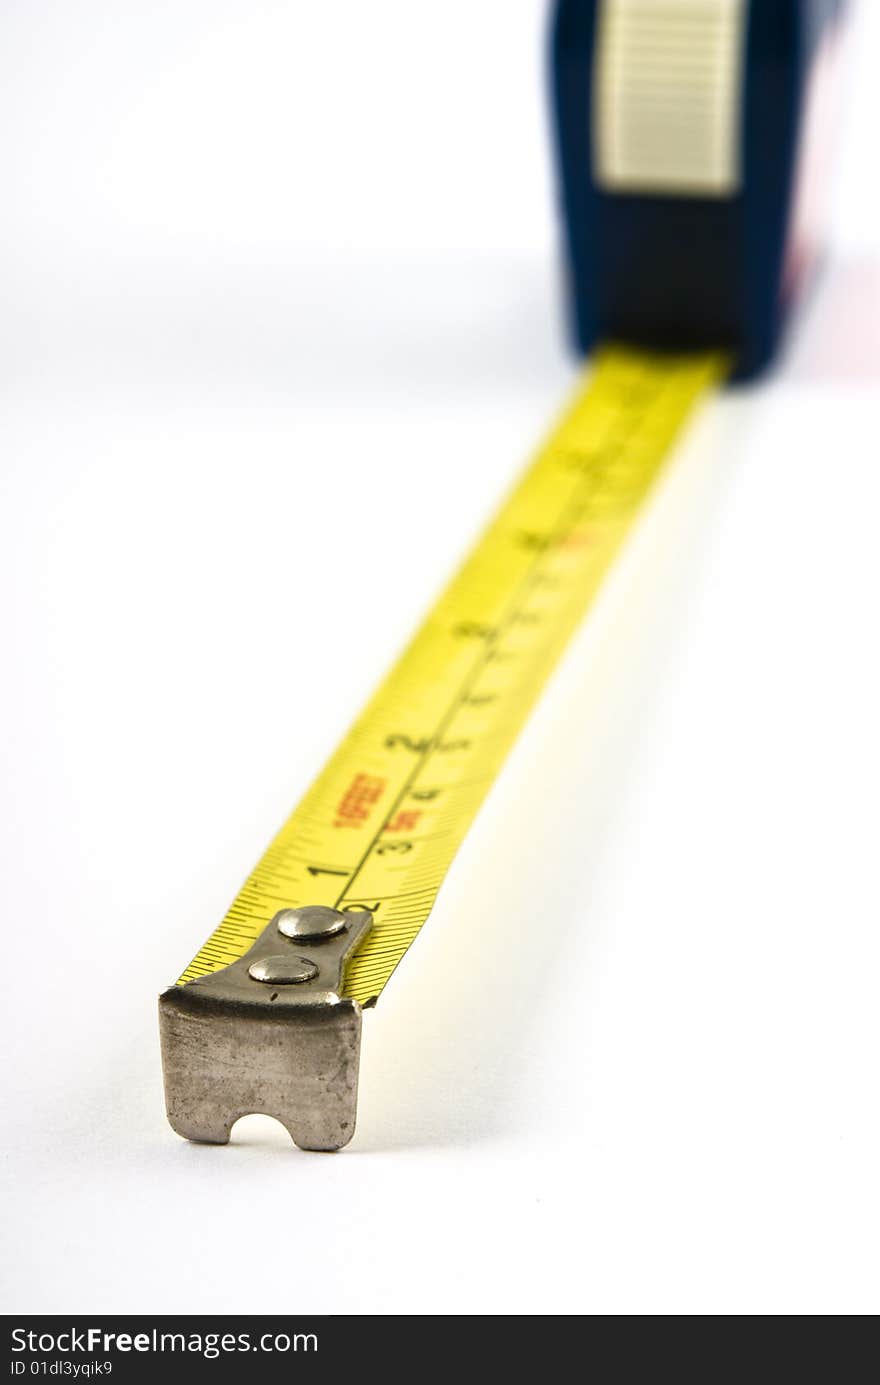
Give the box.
[178,345,726,1003]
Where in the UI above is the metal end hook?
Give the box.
[159,907,372,1152]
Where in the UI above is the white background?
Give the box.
[2,0,879,1316]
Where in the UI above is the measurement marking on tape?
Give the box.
[176,346,725,1002]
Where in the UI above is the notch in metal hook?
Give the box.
[159,906,372,1152]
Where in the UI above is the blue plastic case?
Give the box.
[551,0,848,378]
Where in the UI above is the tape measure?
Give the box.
[178,346,724,1003]
[160,346,724,1149]
[160,0,846,1151]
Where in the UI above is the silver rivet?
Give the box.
[248,954,318,985]
[274,906,348,942]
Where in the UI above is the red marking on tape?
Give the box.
[334,773,386,828]
[385,810,423,834]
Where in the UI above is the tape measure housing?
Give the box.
[552,0,848,378]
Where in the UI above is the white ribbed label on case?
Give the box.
[593,0,749,196]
